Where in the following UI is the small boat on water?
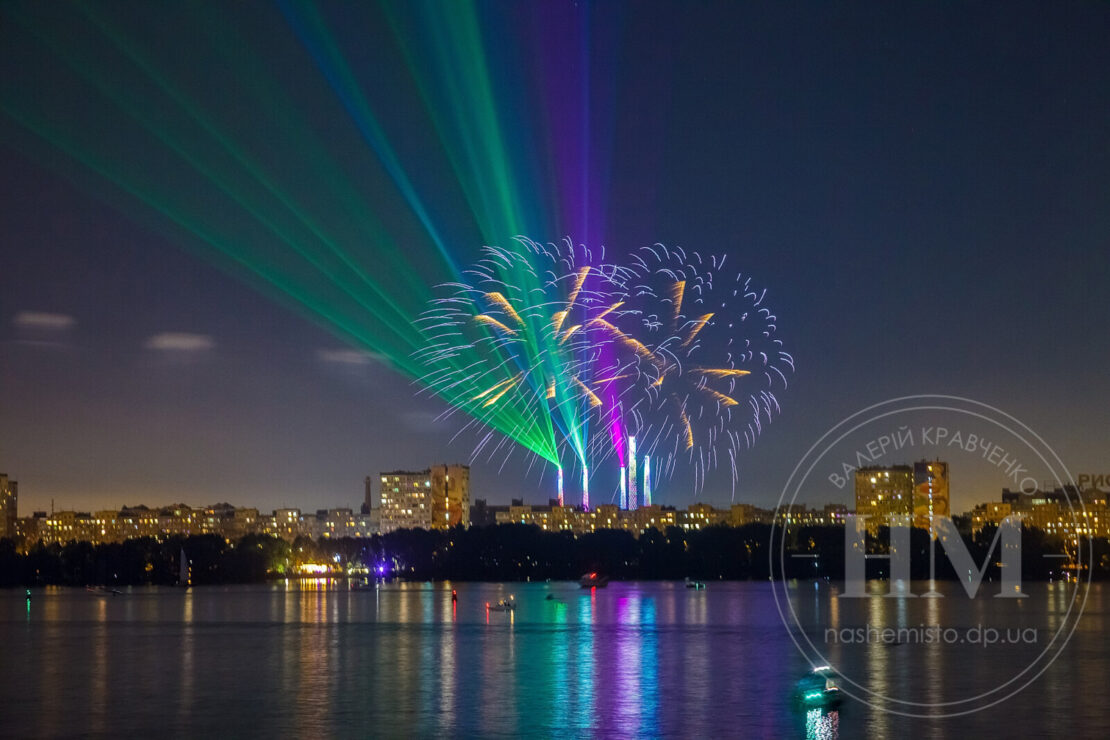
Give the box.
[684,578,706,590]
[350,578,376,591]
[85,586,122,596]
[579,572,609,588]
[794,666,843,709]
[486,597,516,612]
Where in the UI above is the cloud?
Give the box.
[145,332,215,351]
[317,348,380,365]
[12,311,75,330]
[402,411,446,433]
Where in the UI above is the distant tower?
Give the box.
[361,476,374,514]
[556,466,564,507]
[582,465,590,510]
[619,465,628,509]
[642,456,652,506]
[627,436,638,511]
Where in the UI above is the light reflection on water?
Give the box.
[2,581,1109,737]
[806,708,839,740]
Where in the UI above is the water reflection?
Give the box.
[806,708,840,739]
[548,587,571,733]
[3,581,1109,737]
[178,590,193,730]
[437,591,457,733]
[295,610,335,736]
[640,597,659,735]
[864,590,890,738]
[578,586,596,726]
[613,594,642,733]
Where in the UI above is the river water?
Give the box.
[1,580,1105,738]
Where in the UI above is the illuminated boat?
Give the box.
[578,572,609,588]
[684,577,706,590]
[794,666,843,709]
[486,597,516,612]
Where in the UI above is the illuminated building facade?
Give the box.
[379,464,470,534]
[913,460,950,534]
[0,473,16,539]
[431,463,470,528]
[476,499,852,537]
[680,502,729,529]
[854,465,913,527]
[379,470,433,534]
[971,487,1110,538]
[729,503,769,527]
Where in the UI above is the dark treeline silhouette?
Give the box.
[1,523,1106,587]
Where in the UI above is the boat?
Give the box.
[684,577,706,590]
[794,666,843,709]
[85,586,122,596]
[579,572,609,588]
[349,578,377,591]
[486,597,516,612]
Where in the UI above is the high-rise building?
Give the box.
[430,463,470,528]
[913,459,950,534]
[854,465,913,526]
[0,473,17,539]
[379,464,470,533]
[379,470,433,534]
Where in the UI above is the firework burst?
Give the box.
[418,238,793,502]
[417,237,627,502]
[594,244,794,493]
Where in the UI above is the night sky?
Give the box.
[1,1,1107,516]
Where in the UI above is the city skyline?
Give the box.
[7,453,1105,538]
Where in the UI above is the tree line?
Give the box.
[1,523,1107,587]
